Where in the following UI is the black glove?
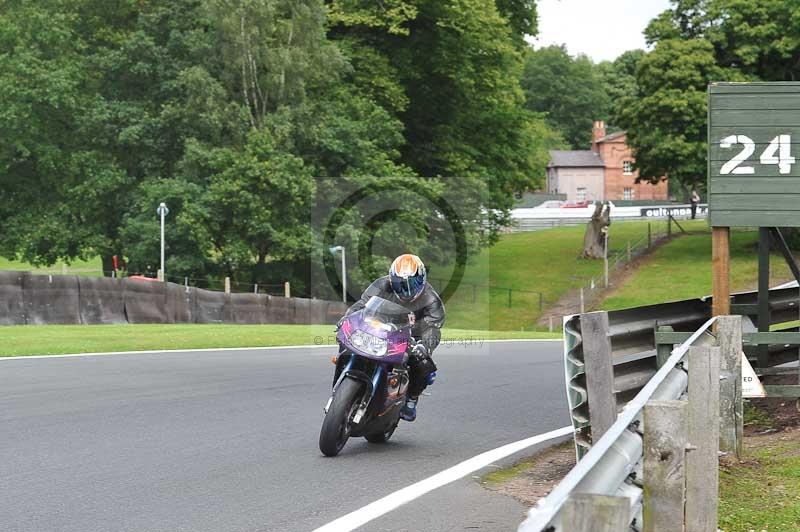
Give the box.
[411,342,429,360]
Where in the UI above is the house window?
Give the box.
[576,187,587,202]
[623,187,634,200]
[623,161,634,175]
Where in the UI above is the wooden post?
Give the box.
[580,287,585,313]
[656,325,674,368]
[647,222,652,248]
[224,277,231,294]
[712,227,731,316]
[284,281,291,298]
[549,315,554,333]
[717,315,743,458]
[757,228,771,367]
[254,283,258,294]
[643,400,688,532]
[581,311,617,442]
[667,216,672,237]
[563,494,629,532]
[157,269,163,282]
[685,345,721,532]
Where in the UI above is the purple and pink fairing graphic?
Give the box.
[336,312,409,364]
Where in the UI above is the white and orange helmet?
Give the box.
[389,254,427,301]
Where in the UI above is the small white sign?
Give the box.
[742,352,766,398]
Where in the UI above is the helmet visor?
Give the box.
[391,274,425,300]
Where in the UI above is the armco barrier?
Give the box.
[123,278,168,324]
[521,316,740,531]
[0,271,25,325]
[78,276,126,324]
[0,272,348,326]
[565,284,800,458]
[23,273,81,325]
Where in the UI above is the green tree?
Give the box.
[618,0,799,196]
[329,0,551,216]
[597,49,645,129]
[616,39,737,194]
[521,45,611,149]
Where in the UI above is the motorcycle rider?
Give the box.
[343,254,444,422]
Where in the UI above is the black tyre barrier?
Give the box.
[195,288,226,324]
[0,271,25,325]
[23,273,81,325]
[0,272,341,327]
[78,276,126,324]
[167,283,195,324]
[227,293,268,324]
[266,295,295,324]
[123,279,168,324]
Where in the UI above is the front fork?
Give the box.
[324,355,385,426]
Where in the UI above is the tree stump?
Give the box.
[582,202,610,259]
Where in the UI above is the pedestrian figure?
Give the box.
[690,188,701,219]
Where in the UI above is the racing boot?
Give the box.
[400,396,418,422]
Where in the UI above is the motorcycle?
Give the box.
[319,296,419,457]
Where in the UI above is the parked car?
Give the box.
[534,200,565,209]
[563,200,590,208]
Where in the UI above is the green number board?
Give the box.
[708,82,800,227]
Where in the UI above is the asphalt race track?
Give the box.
[1,340,569,532]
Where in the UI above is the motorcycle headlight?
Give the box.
[351,330,388,357]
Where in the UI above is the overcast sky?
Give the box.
[528,0,672,62]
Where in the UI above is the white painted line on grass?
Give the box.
[0,338,561,361]
[312,425,573,532]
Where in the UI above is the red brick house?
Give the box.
[547,121,668,202]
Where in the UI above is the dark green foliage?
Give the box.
[521,45,610,149]
[0,0,549,293]
[621,0,800,193]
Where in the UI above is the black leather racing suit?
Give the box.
[345,276,445,398]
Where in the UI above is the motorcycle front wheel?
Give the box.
[319,378,362,457]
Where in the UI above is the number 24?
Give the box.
[720,134,796,174]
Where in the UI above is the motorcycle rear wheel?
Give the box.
[319,378,362,457]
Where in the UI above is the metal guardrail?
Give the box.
[520,316,740,531]
[564,284,799,457]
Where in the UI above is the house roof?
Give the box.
[548,150,604,168]
[595,130,626,143]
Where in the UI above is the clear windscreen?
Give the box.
[362,296,411,330]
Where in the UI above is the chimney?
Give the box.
[591,120,606,152]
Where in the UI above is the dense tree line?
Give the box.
[0,0,552,293]
[618,0,800,197]
[522,0,800,201]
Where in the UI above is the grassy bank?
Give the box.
[719,429,800,530]
[439,219,708,330]
[0,324,560,357]
[601,229,795,311]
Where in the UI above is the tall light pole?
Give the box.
[329,245,346,303]
[157,202,169,281]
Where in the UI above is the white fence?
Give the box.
[509,203,708,232]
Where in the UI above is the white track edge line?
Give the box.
[312,425,573,532]
[0,338,562,361]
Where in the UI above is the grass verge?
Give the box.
[438,219,708,330]
[719,427,800,531]
[601,229,795,311]
[0,324,561,357]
